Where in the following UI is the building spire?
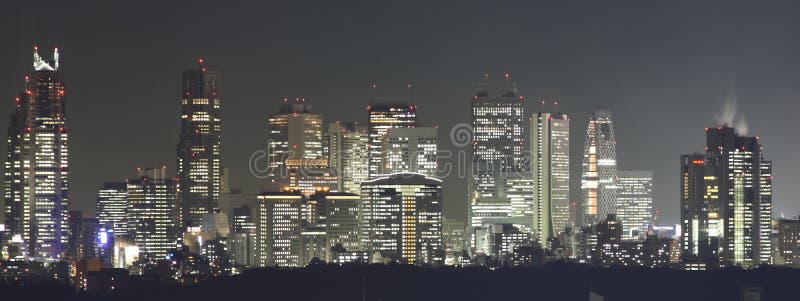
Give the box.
[32,44,55,71]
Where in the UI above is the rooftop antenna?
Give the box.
[540,98,546,112]
[554,99,559,112]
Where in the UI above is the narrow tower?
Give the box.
[177,58,223,228]
[4,45,70,260]
[580,107,618,226]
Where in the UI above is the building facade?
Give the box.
[360,172,443,264]
[266,100,325,191]
[257,192,303,267]
[468,75,526,252]
[323,193,361,261]
[530,111,570,244]
[177,58,223,228]
[327,122,369,194]
[4,46,70,260]
[381,127,438,177]
[126,167,179,260]
[580,107,618,226]
[617,170,653,240]
[367,101,417,178]
[680,126,772,267]
[96,182,128,237]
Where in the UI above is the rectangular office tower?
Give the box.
[257,192,304,267]
[360,172,443,264]
[680,126,772,267]
[530,111,570,245]
[327,122,369,194]
[322,193,361,261]
[96,182,128,237]
[468,75,526,250]
[381,127,438,177]
[177,58,223,228]
[126,166,179,260]
[265,99,325,192]
[367,101,418,178]
[617,170,653,240]
[3,46,70,260]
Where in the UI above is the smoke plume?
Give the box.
[714,84,748,135]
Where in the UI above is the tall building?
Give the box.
[617,170,653,240]
[229,205,256,266]
[265,99,325,191]
[127,166,179,260]
[360,172,443,264]
[257,192,303,267]
[680,126,772,267]
[381,127,438,177]
[367,101,417,178]
[327,122,369,194]
[177,58,223,228]
[96,182,128,237]
[470,74,525,170]
[322,193,361,261]
[580,107,618,225]
[3,45,70,260]
[468,74,526,251]
[530,111,570,245]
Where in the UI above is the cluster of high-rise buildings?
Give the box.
[0,45,797,290]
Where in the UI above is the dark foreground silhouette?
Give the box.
[1,263,796,301]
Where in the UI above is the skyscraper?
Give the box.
[580,107,618,226]
[360,172,443,264]
[680,126,772,267]
[470,73,525,170]
[617,170,653,240]
[530,111,570,245]
[468,74,526,244]
[127,166,179,260]
[96,182,128,237]
[321,193,361,261]
[327,122,369,194]
[266,99,325,191]
[257,192,303,267]
[3,45,70,260]
[367,101,417,178]
[381,127,438,177]
[177,58,223,228]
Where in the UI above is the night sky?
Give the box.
[1,0,799,225]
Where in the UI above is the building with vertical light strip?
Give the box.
[327,122,369,194]
[367,101,417,178]
[617,170,653,240]
[96,182,128,237]
[580,107,618,226]
[266,99,325,192]
[3,45,70,260]
[360,172,443,264]
[530,111,570,245]
[680,126,772,267]
[381,127,438,177]
[126,166,179,260]
[177,58,223,228]
[257,192,303,267]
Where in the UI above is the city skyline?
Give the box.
[3,1,800,227]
